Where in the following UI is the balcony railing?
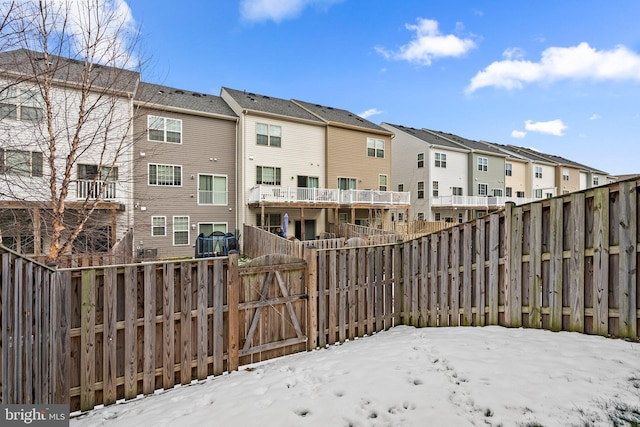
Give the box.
[249,185,410,205]
[431,195,535,208]
[76,180,117,200]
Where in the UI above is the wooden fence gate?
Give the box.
[237,255,309,366]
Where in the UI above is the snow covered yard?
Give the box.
[71,326,640,427]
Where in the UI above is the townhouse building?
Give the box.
[133,83,238,259]
[382,123,469,222]
[221,87,409,240]
[0,49,139,258]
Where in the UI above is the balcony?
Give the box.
[76,180,117,200]
[249,185,410,206]
[431,195,534,208]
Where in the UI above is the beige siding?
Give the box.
[505,160,528,197]
[326,126,391,190]
[132,106,237,259]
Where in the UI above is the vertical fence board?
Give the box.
[549,198,564,331]
[52,270,70,404]
[317,252,327,348]
[212,259,224,375]
[462,223,473,326]
[180,263,192,385]
[228,254,240,369]
[196,261,208,380]
[162,263,175,388]
[338,251,347,342]
[475,219,486,326]
[366,248,375,334]
[488,215,500,325]
[450,227,460,327]
[593,188,610,335]
[103,267,117,405]
[80,269,96,410]
[123,266,137,399]
[402,243,410,325]
[23,262,33,404]
[503,204,512,325]
[618,182,637,338]
[419,237,428,327]
[392,245,401,326]
[2,254,13,403]
[529,203,542,328]
[347,249,356,340]
[430,235,438,327]
[384,245,393,329]
[375,247,384,332]
[570,193,586,332]
[328,250,337,344]
[143,264,156,394]
[510,207,523,327]
[13,258,22,402]
[439,231,450,327]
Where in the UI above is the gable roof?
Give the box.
[136,82,237,118]
[506,145,608,174]
[423,129,506,156]
[293,99,389,133]
[221,87,322,123]
[0,48,139,94]
[382,123,468,151]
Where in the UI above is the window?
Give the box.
[417,153,424,168]
[535,166,543,179]
[77,163,118,199]
[379,175,388,191]
[338,177,357,190]
[0,87,43,121]
[173,216,189,245]
[417,181,424,199]
[152,216,166,236]
[458,213,463,223]
[505,163,512,176]
[78,164,118,181]
[417,213,424,220]
[434,212,441,221]
[535,189,543,198]
[477,157,488,172]
[149,164,182,186]
[435,152,447,168]
[198,223,227,236]
[298,176,319,188]
[516,191,525,198]
[397,212,404,222]
[198,174,227,205]
[505,187,512,197]
[452,187,463,196]
[562,169,569,181]
[493,189,503,197]
[256,123,281,147]
[593,177,599,186]
[546,192,553,198]
[477,183,488,196]
[148,115,182,143]
[0,149,43,177]
[397,184,404,192]
[256,213,281,233]
[367,138,384,158]
[432,181,439,197]
[256,166,281,185]
[73,225,111,253]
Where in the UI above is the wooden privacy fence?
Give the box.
[243,225,343,258]
[2,178,639,412]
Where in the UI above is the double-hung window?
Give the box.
[367,138,384,158]
[149,163,182,186]
[397,184,404,192]
[417,181,424,199]
[562,169,569,181]
[256,123,281,147]
[173,216,189,246]
[379,175,388,191]
[338,177,357,190]
[535,166,543,179]
[477,183,488,196]
[0,149,43,177]
[152,216,166,236]
[432,181,439,197]
[198,174,227,205]
[593,177,599,186]
[477,157,488,172]
[0,87,43,121]
[417,153,424,168]
[148,115,182,143]
[256,166,281,185]
[452,187,463,196]
[505,163,512,176]
[435,152,447,168]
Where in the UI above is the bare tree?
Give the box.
[0,0,141,263]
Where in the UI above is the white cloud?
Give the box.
[524,119,568,136]
[589,114,602,121]
[240,0,342,23]
[376,18,476,66]
[359,108,383,119]
[511,130,527,139]
[466,42,640,93]
[503,47,525,60]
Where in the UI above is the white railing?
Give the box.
[76,180,117,200]
[431,195,535,207]
[249,185,410,205]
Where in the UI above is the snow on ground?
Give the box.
[72,326,640,427]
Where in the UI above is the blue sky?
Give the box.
[125,0,640,175]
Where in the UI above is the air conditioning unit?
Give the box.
[136,248,157,260]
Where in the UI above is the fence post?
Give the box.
[304,247,318,350]
[227,253,240,372]
[51,270,70,404]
